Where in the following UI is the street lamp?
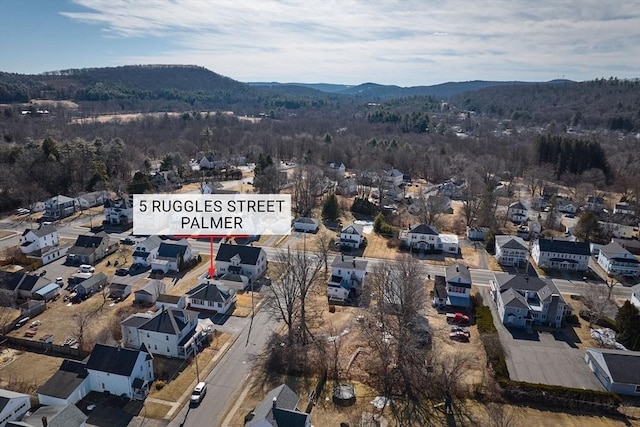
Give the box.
[192,342,200,382]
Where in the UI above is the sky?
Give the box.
[0,0,639,87]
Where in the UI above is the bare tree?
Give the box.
[292,166,323,216]
[460,173,483,227]
[315,231,335,276]
[265,259,302,344]
[582,281,617,327]
[414,193,448,227]
[72,308,95,352]
[484,402,522,427]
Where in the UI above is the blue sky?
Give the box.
[1,0,639,86]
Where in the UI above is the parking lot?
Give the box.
[482,289,605,391]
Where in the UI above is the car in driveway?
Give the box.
[446,312,470,324]
[120,237,136,245]
[190,382,207,405]
[449,331,470,342]
[115,267,129,276]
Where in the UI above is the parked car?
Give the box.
[450,326,470,336]
[39,270,47,277]
[55,277,64,285]
[115,267,129,276]
[79,264,95,273]
[190,382,207,405]
[449,331,470,342]
[120,237,136,245]
[15,208,30,215]
[446,312,470,324]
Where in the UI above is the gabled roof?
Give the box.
[37,359,88,399]
[47,195,76,204]
[0,389,29,411]
[15,403,88,427]
[86,343,147,377]
[537,238,591,256]
[139,235,163,251]
[215,243,264,265]
[294,217,319,225]
[434,276,447,299]
[138,308,198,335]
[0,271,24,290]
[332,255,368,270]
[587,348,640,385]
[408,224,439,235]
[157,239,190,258]
[495,235,528,251]
[187,283,235,303]
[387,168,403,177]
[445,263,471,286]
[500,288,529,309]
[156,294,183,304]
[246,384,308,427]
[76,272,107,290]
[73,232,108,248]
[17,274,48,292]
[599,241,635,259]
[508,201,527,210]
[341,223,364,235]
[22,223,56,238]
[493,273,564,304]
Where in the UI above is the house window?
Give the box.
[167,347,170,352]
[154,345,157,350]
[636,385,640,393]
[166,335,169,340]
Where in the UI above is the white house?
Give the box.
[339,223,366,249]
[491,273,568,328]
[9,404,88,427]
[327,162,346,177]
[155,294,186,310]
[293,217,319,233]
[400,224,459,254]
[557,199,578,214]
[507,201,529,224]
[0,389,31,426]
[85,343,154,400]
[186,282,237,314]
[133,280,167,305]
[104,196,133,227]
[132,235,163,266]
[598,219,637,239]
[122,308,202,360]
[495,235,529,267]
[151,239,193,273]
[199,153,227,170]
[585,348,640,396]
[327,255,368,302]
[585,195,605,211]
[215,273,250,291]
[215,243,267,282]
[597,241,640,277]
[37,359,91,406]
[614,202,638,216]
[76,190,109,210]
[20,224,58,254]
[43,195,77,220]
[531,238,591,271]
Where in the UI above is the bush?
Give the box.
[564,314,579,325]
[328,305,336,313]
[475,306,497,333]
[155,380,166,390]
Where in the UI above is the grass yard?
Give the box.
[0,350,65,394]
[140,401,172,419]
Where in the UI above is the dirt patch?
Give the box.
[362,232,396,259]
[0,350,65,394]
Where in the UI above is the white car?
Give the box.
[190,381,207,405]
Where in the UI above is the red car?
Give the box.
[446,312,470,324]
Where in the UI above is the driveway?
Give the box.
[481,289,604,391]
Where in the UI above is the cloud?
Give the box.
[61,0,640,85]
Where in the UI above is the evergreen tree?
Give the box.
[615,301,640,350]
[322,193,340,222]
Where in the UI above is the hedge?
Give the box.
[475,306,497,333]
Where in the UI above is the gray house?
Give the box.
[585,348,640,396]
[245,384,311,427]
[74,272,107,298]
[134,280,166,305]
[66,232,111,265]
[43,195,78,220]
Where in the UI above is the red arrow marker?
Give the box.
[209,236,216,279]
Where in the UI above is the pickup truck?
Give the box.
[446,312,470,324]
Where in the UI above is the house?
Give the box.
[74,272,107,298]
[121,308,202,359]
[86,343,154,400]
[327,162,346,178]
[631,284,640,310]
[132,235,162,266]
[437,179,466,200]
[75,190,109,210]
[215,243,267,282]
[20,224,58,254]
[186,282,237,314]
[293,217,319,233]
[542,186,558,200]
[432,276,448,308]
[491,273,568,328]
[585,348,640,396]
[557,199,578,214]
[0,271,24,303]
[399,224,459,254]
[18,300,45,319]
[151,239,193,273]
[327,255,368,302]
[245,384,311,427]
[199,153,227,170]
[104,196,134,227]
[585,195,605,211]
[385,168,404,187]
[597,241,640,277]
[151,170,183,190]
[495,235,529,267]
[215,273,250,291]
[37,359,90,406]
[15,274,50,300]
[134,280,166,305]
[507,201,529,224]
[612,238,640,255]
[155,294,186,310]
[336,177,357,197]
[442,263,472,308]
[8,404,88,427]
[598,214,638,239]
[66,232,111,265]
[614,202,638,216]
[426,194,453,214]
[339,223,366,249]
[33,283,61,302]
[108,282,132,300]
[0,389,31,426]
[530,196,548,211]
[43,195,77,220]
[531,238,591,271]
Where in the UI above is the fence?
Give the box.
[1,335,84,358]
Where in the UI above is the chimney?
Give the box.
[42,417,48,427]
[272,396,277,408]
